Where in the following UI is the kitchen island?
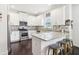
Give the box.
[32,32,67,55]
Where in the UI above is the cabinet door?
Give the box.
[19,13,28,22]
[36,15,44,26]
[9,13,19,25]
[27,16,36,26]
[28,14,44,26]
[65,5,72,20]
[51,9,57,25]
[55,7,65,25]
[51,6,65,25]
[11,31,19,42]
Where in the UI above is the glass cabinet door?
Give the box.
[44,16,52,28]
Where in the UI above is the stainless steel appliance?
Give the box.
[18,21,28,41]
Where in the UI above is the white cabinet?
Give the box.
[19,13,37,26]
[65,5,72,20]
[27,16,36,26]
[28,15,44,26]
[56,6,65,25]
[9,12,19,25]
[51,5,72,25]
[19,13,28,22]
[11,31,19,42]
[51,9,57,25]
[36,15,44,26]
[51,6,65,25]
[18,12,43,26]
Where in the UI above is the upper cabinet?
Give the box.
[56,6,65,25]
[51,5,72,25]
[9,12,19,25]
[65,5,72,20]
[51,6,65,25]
[19,13,28,22]
[35,14,44,26]
[35,6,70,26]
[27,16,36,26]
[9,5,72,26]
[28,14,44,26]
[19,13,37,26]
[51,9,56,25]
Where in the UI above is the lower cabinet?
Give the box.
[11,31,19,42]
[10,30,37,42]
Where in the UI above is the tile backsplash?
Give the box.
[10,25,36,32]
[37,25,70,33]
[53,25,65,32]
[9,25,71,33]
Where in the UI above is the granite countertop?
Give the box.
[32,32,66,41]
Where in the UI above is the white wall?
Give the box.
[72,4,79,47]
[0,5,8,55]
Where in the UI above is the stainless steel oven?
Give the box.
[19,21,28,41]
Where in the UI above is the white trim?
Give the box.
[0,50,8,55]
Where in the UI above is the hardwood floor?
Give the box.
[9,39,79,55]
[9,39,32,55]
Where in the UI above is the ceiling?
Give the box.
[9,4,66,16]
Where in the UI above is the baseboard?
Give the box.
[11,39,31,44]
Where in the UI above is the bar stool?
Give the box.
[58,40,68,55]
[63,39,73,54]
[48,43,62,55]
[58,39,73,55]
[69,40,73,54]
